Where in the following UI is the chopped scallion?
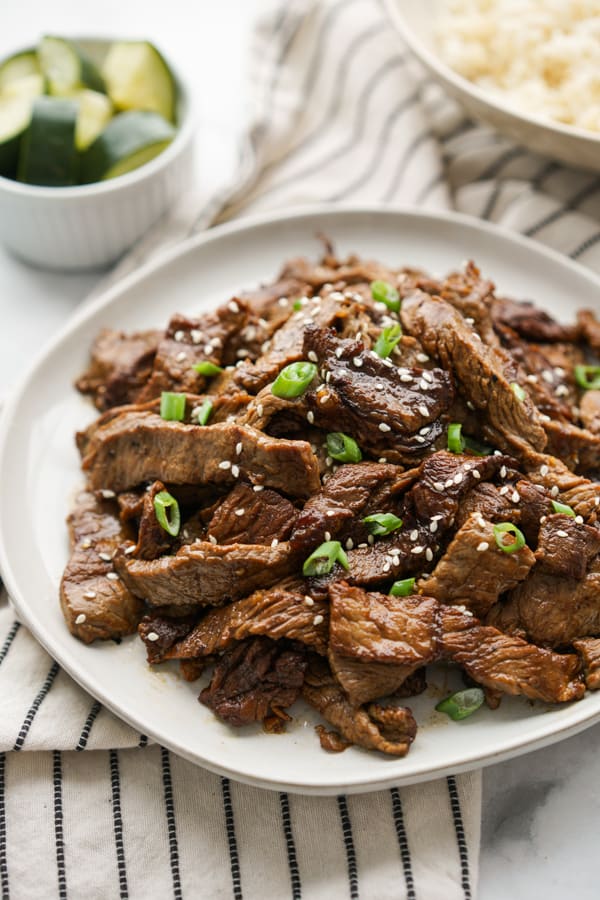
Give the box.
[551,500,575,517]
[370,280,400,313]
[193,361,223,377]
[192,398,213,426]
[153,490,180,537]
[493,522,526,554]
[390,577,415,597]
[436,688,485,721]
[302,541,349,577]
[447,423,465,454]
[160,391,186,421]
[363,513,403,536]
[511,382,526,401]
[374,323,402,358]
[575,365,600,390]
[293,299,303,311]
[271,361,318,398]
[326,432,362,463]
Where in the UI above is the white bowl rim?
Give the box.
[0,35,195,200]
[384,0,600,147]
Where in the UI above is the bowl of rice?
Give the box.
[384,0,600,171]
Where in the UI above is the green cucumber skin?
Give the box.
[80,109,175,183]
[73,44,106,94]
[0,135,20,179]
[18,96,79,187]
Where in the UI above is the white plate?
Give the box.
[2,205,600,796]
[384,0,600,173]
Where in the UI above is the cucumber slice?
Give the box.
[101,41,176,123]
[75,89,112,150]
[3,73,45,101]
[0,95,33,177]
[18,95,79,186]
[39,36,105,96]
[80,109,176,182]
[0,50,40,92]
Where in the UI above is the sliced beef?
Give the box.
[80,415,320,497]
[199,637,306,727]
[76,328,161,411]
[206,483,298,546]
[440,605,583,703]
[543,418,600,473]
[580,390,600,434]
[137,302,249,401]
[303,325,453,459]
[138,613,198,664]
[511,479,553,544]
[577,309,600,351]
[154,586,328,660]
[114,540,298,608]
[437,260,499,345]
[489,559,600,646]
[281,254,398,290]
[60,492,143,643]
[302,657,417,756]
[422,513,535,618]
[327,651,417,707]
[534,514,600,580]
[572,638,600,690]
[401,291,547,453]
[455,483,513,529]
[524,453,600,520]
[492,297,577,343]
[133,481,175,560]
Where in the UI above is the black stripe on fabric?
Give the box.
[221,777,242,900]
[0,622,20,668]
[438,118,473,145]
[13,661,59,751]
[390,788,415,900]
[53,751,67,900]
[109,750,129,900]
[329,89,420,202]
[447,775,472,900]
[480,179,506,221]
[477,145,525,183]
[532,160,559,189]
[383,127,434,202]
[75,700,102,751]
[571,229,600,259]
[524,175,600,237]
[161,748,182,900]
[138,734,148,749]
[0,754,8,900]
[279,793,301,900]
[337,796,359,900]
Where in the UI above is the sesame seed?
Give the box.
[278,297,289,307]
[83,591,96,599]
[358,543,368,549]
[304,595,314,606]
[472,470,481,480]
[208,534,218,544]
[174,330,185,342]
[353,357,363,368]
[411,546,424,554]
[219,460,231,470]
[81,539,92,549]
[261,341,271,353]
[307,411,315,424]
[271,538,279,548]
[423,371,434,383]
[106,572,119,582]
[228,300,240,313]
[540,516,547,524]
[378,457,387,463]
[575,516,584,524]
[466,401,475,411]
[556,530,569,538]
[325,371,332,383]
[367,534,375,545]
[381,358,394,369]
[98,552,112,562]
[383,562,391,572]
[313,615,324,626]
[204,343,214,355]
[445,479,454,488]
[345,538,354,551]
[465,317,475,326]
[235,442,243,456]
[551,486,560,497]
[430,521,438,533]
[454,472,463,485]
[540,465,549,476]
[499,486,509,495]
[415,435,426,443]
[526,374,538,383]
[379,423,391,432]
[555,385,569,397]
[147,632,159,642]
[410,529,418,541]
[500,466,507,478]
[425,548,433,561]
[324,531,331,542]
[334,347,344,359]
[231,465,240,478]
[433,481,444,492]
[124,545,136,555]
[319,393,329,405]
[236,348,250,359]
[511,490,520,503]
[418,404,429,417]
[540,414,551,422]
[416,353,429,362]
[257,403,264,417]
[419,380,428,391]
[554,366,565,377]
[473,333,482,341]
[307,350,318,362]
[253,485,264,492]
[596,497,600,506]
[541,370,554,384]
[234,508,245,517]
[477,542,489,552]
[75,613,87,625]
[100,489,116,499]
[400,374,412,383]
[176,351,187,362]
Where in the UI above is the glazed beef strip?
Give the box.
[75,328,161,411]
[572,639,600,690]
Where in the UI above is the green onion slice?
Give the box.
[463,435,494,456]
[510,382,526,401]
[303,541,349,577]
[374,323,402,358]
[370,280,400,313]
[193,361,223,377]
[390,577,415,597]
[326,432,362,463]
[192,398,213,426]
[436,688,485,721]
[575,365,600,390]
[447,423,465,454]
[551,500,575,518]
[363,513,403,536]
[153,490,181,537]
[160,391,186,421]
[272,361,318,399]
[493,522,526,554]
[293,299,303,311]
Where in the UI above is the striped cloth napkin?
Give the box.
[3,0,600,897]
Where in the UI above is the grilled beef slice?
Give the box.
[422,513,535,618]
[572,638,600,690]
[534,514,600,580]
[206,483,298,545]
[75,328,161,411]
[133,481,176,560]
[492,296,578,344]
[199,636,307,727]
[60,492,143,643]
[80,415,320,497]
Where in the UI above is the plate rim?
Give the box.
[3,202,600,794]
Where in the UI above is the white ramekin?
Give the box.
[0,39,195,271]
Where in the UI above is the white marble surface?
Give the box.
[1,3,596,898]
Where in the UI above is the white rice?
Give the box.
[436,0,600,132]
